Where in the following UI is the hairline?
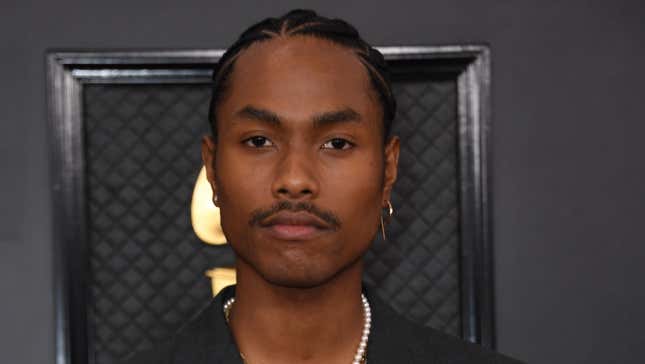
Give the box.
[211,34,389,142]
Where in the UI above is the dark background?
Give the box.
[1,1,644,363]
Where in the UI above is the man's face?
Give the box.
[202,36,399,288]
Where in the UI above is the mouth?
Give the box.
[260,211,331,241]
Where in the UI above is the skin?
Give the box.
[202,36,399,364]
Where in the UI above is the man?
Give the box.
[126,9,522,364]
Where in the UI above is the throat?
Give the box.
[224,292,371,364]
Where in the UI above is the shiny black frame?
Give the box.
[47,46,492,364]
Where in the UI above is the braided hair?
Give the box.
[208,9,396,141]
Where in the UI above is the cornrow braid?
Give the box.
[208,9,396,141]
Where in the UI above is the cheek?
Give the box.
[322,151,384,227]
[326,148,383,192]
[215,147,269,202]
[214,148,271,240]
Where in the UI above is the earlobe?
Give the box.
[382,136,400,201]
[201,135,218,200]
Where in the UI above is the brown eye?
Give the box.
[243,136,274,148]
[322,138,353,150]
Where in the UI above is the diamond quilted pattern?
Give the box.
[82,76,460,363]
[363,79,460,336]
[83,84,236,364]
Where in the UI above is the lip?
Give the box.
[260,211,330,240]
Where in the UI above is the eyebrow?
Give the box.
[237,105,281,124]
[235,105,362,128]
[313,108,362,127]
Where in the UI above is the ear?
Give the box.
[382,136,400,205]
[201,135,219,206]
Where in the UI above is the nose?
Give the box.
[271,148,319,200]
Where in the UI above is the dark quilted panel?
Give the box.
[363,79,460,336]
[82,77,459,363]
[83,84,236,364]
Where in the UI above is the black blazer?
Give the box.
[124,285,523,364]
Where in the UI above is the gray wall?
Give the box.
[1,1,644,363]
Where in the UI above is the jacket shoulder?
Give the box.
[368,293,524,364]
[119,295,227,364]
[406,321,524,364]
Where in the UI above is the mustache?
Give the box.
[249,201,342,230]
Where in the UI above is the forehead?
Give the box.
[220,36,380,122]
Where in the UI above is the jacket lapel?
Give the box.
[365,290,415,364]
[171,285,244,364]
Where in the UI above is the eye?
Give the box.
[243,136,274,148]
[322,138,354,150]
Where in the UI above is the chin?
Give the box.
[229,230,368,289]
[259,268,336,289]
[256,257,339,289]
[255,250,364,290]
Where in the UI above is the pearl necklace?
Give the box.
[223,294,371,364]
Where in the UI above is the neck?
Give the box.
[228,259,365,364]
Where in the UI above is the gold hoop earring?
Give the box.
[380,200,394,240]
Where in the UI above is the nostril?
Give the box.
[276,187,313,198]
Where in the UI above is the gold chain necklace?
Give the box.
[223,295,370,364]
